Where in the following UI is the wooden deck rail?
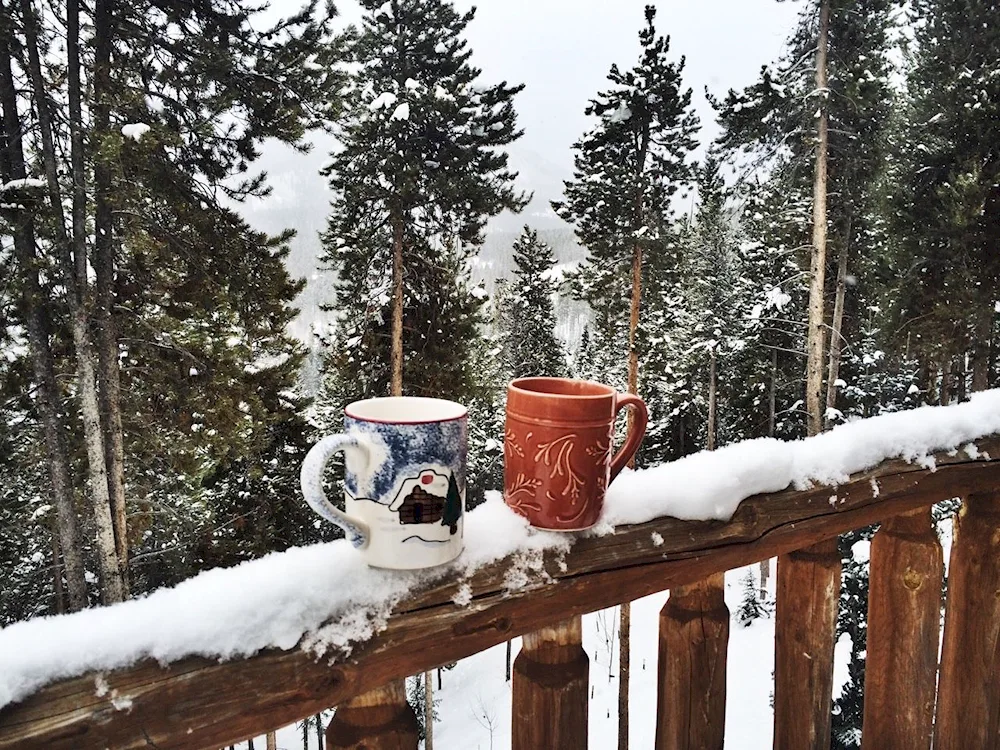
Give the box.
[2,438,1000,749]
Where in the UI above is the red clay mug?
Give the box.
[503,377,648,531]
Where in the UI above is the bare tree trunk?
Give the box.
[506,640,512,682]
[390,214,404,397]
[768,348,777,438]
[619,238,642,750]
[265,732,276,750]
[315,713,323,750]
[247,739,254,750]
[759,559,769,600]
[972,310,991,392]
[940,356,952,406]
[424,673,434,750]
[825,222,850,426]
[0,14,88,610]
[21,0,124,604]
[707,346,717,451]
[618,601,630,750]
[805,0,831,438]
[92,0,128,595]
[50,532,66,614]
[956,357,967,402]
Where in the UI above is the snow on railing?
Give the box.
[1,393,1000,749]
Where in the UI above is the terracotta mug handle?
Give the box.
[609,393,648,482]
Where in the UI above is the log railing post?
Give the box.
[512,616,588,750]
[934,491,1000,749]
[326,680,418,750]
[861,507,943,749]
[655,572,729,750]
[773,537,841,750]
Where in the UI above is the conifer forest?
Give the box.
[1,0,998,746]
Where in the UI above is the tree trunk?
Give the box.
[21,0,124,604]
[50,532,66,614]
[93,0,129,596]
[758,559,769,600]
[0,15,88,611]
[316,712,324,750]
[804,0,831,438]
[266,732,276,750]
[824,221,850,425]
[424,673,433,750]
[506,640,512,682]
[939,356,952,406]
[390,214,404,397]
[619,600,630,750]
[707,346,717,450]
[971,304,992,392]
[768,348,777,437]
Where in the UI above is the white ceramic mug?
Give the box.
[301,397,467,569]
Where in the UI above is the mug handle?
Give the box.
[300,434,373,549]
[609,393,648,483]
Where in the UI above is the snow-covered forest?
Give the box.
[1,0,998,746]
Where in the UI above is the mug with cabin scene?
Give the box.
[301,396,466,569]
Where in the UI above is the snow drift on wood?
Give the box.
[1,392,999,709]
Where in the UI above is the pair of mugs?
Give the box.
[300,378,648,569]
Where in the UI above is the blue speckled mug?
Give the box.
[301,397,467,569]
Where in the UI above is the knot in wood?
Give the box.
[902,567,923,591]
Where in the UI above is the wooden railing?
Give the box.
[2,438,1000,749]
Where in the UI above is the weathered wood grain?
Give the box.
[655,573,728,750]
[326,680,417,750]
[934,489,1000,750]
[2,440,998,750]
[511,617,587,750]
[861,507,942,750]
[773,537,841,750]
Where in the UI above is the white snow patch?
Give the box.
[605,390,1000,524]
[452,583,472,607]
[368,92,397,111]
[851,540,870,563]
[390,102,410,121]
[121,123,151,141]
[0,177,46,193]
[651,532,664,547]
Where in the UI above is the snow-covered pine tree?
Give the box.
[888,0,1000,394]
[736,569,770,626]
[1,0,342,606]
[714,0,896,435]
[555,2,699,450]
[504,226,567,379]
[554,10,699,747]
[320,0,526,410]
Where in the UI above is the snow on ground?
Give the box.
[0,393,995,709]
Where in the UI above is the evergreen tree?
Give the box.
[320,0,526,408]
[504,226,567,379]
[887,0,1000,392]
[0,0,343,611]
[714,0,897,434]
[736,569,770,627]
[554,3,699,444]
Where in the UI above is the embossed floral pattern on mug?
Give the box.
[503,378,647,531]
